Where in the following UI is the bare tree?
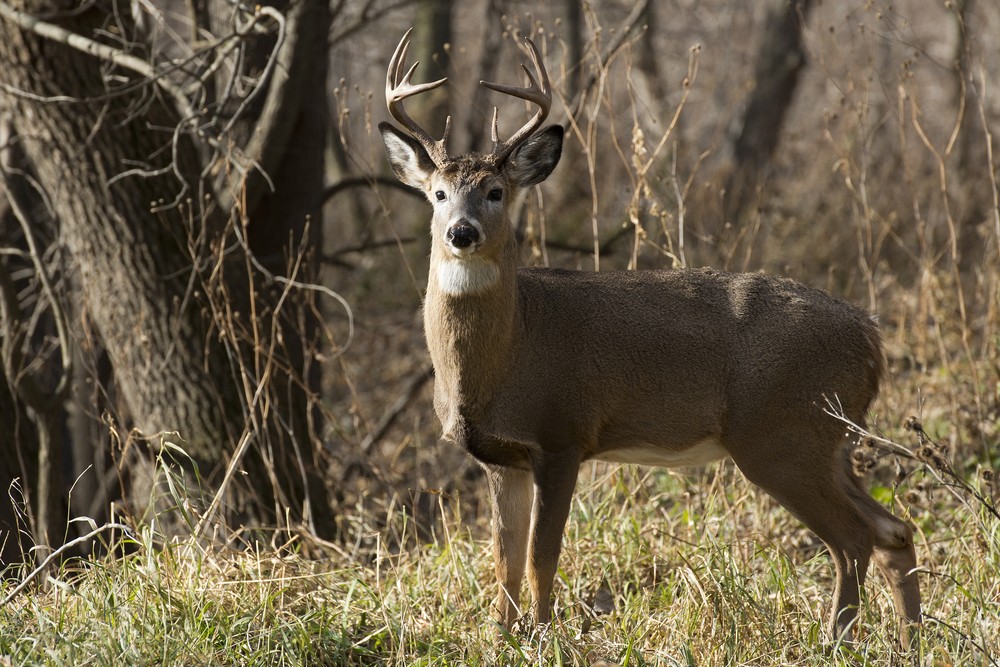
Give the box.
[0,0,338,559]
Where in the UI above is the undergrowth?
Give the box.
[2,416,997,666]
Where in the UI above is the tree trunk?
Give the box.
[0,113,70,562]
[951,0,992,271]
[564,0,584,105]
[724,0,814,224]
[0,254,38,566]
[240,0,336,538]
[409,0,452,144]
[0,368,33,566]
[1,3,237,458]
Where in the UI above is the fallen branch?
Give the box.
[1,522,136,607]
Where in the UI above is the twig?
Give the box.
[323,236,418,269]
[566,0,652,119]
[823,400,999,522]
[219,5,303,215]
[330,0,412,46]
[0,143,73,407]
[361,363,433,455]
[193,213,356,539]
[0,1,283,201]
[528,224,632,257]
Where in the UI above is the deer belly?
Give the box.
[595,437,728,468]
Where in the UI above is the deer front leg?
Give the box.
[485,464,533,629]
[528,456,581,624]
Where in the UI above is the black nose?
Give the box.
[446,223,480,248]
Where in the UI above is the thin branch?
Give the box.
[0,142,73,407]
[361,363,433,455]
[975,68,1000,259]
[525,221,633,258]
[823,400,999,522]
[0,0,283,200]
[319,175,423,208]
[566,0,652,119]
[192,210,356,499]
[329,0,412,46]
[218,7,285,137]
[218,5,297,215]
[323,236,418,270]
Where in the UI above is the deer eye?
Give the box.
[435,190,446,202]
[487,188,503,202]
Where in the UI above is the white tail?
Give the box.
[379,30,921,644]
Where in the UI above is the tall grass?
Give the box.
[2,444,997,665]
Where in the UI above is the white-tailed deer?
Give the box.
[379,30,921,644]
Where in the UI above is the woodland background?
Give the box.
[0,0,997,663]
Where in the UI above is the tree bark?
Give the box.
[564,0,584,104]
[464,0,502,153]
[951,0,992,271]
[0,368,33,566]
[241,0,336,538]
[409,0,452,145]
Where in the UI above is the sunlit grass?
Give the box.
[3,449,997,666]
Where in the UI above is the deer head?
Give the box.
[379,29,563,294]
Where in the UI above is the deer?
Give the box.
[378,29,921,645]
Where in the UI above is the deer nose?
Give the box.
[446,222,481,249]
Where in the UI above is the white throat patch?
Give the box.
[435,257,500,295]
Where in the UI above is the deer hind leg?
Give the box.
[527,455,581,624]
[485,464,534,629]
[845,473,922,646]
[730,445,877,643]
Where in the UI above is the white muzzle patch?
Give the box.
[436,257,500,295]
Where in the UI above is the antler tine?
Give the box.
[481,37,552,163]
[385,29,451,166]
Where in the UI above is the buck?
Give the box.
[378,29,921,643]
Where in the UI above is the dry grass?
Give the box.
[1,426,997,666]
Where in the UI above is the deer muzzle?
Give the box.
[445,220,482,256]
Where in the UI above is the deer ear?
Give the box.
[380,122,437,190]
[506,125,563,188]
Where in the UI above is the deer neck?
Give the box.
[424,241,520,418]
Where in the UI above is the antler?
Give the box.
[481,37,552,164]
[386,28,452,166]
